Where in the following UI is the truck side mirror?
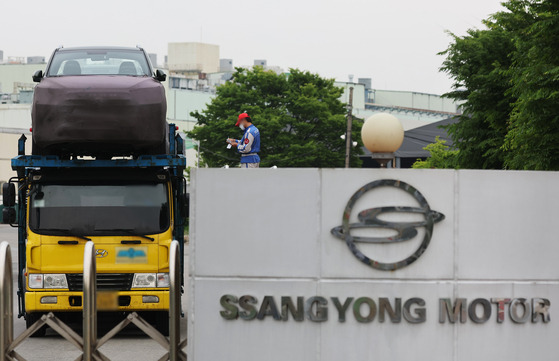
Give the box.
[2,207,16,224]
[32,70,44,83]
[2,183,15,207]
[155,69,166,82]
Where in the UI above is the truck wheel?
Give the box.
[26,312,47,337]
[154,311,169,336]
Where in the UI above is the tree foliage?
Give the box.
[440,16,518,169]
[412,137,458,169]
[503,0,559,169]
[440,0,559,170]
[188,67,362,168]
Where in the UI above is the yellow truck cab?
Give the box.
[2,128,187,337]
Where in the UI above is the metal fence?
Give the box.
[0,240,187,361]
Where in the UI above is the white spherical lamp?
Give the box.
[361,113,404,153]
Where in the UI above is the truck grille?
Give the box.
[66,273,134,291]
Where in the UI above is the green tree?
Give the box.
[188,67,362,168]
[412,137,459,169]
[440,0,559,170]
[503,0,559,169]
[439,23,516,169]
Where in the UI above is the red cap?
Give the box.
[236,113,250,127]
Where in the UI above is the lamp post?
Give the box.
[361,113,404,168]
[344,86,354,168]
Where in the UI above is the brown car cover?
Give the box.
[32,75,167,156]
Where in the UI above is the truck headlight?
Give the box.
[28,274,43,289]
[156,273,169,288]
[28,274,68,289]
[44,274,68,288]
[132,273,157,288]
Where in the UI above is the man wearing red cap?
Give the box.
[227,113,261,168]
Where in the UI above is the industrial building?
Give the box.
[167,42,220,74]
[148,53,158,67]
[26,56,45,64]
[0,63,40,102]
[0,42,462,179]
[220,59,233,72]
[0,104,31,186]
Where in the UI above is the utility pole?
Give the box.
[345,86,354,168]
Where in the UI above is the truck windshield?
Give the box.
[29,184,169,236]
[47,49,152,77]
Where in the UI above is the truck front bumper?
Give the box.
[25,290,170,312]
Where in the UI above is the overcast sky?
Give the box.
[1,0,505,95]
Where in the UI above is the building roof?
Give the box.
[360,117,458,159]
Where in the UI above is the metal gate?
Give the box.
[0,240,187,361]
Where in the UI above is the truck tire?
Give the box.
[26,312,47,337]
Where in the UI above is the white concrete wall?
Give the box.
[166,89,212,125]
[0,132,31,182]
[165,89,213,169]
[0,64,43,94]
[0,104,31,129]
[189,169,559,361]
[0,105,32,182]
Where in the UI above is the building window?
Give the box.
[170,78,180,89]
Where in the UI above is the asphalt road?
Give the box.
[0,225,188,360]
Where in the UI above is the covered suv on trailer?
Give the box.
[31,46,168,157]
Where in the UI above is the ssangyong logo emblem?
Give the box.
[331,179,445,271]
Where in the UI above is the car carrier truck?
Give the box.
[2,126,187,336]
[1,46,187,337]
